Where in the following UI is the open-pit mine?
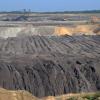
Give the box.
[0,12,100,100]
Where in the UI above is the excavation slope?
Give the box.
[0,35,100,97]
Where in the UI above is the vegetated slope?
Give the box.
[0,35,100,97]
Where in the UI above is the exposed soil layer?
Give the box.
[0,88,100,100]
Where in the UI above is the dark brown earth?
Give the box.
[0,35,100,97]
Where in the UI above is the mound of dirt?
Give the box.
[0,88,37,100]
[54,25,100,36]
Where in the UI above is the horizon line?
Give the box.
[0,9,100,12]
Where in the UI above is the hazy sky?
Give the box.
[0,0,100,12]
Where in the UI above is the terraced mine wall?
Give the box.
[0,24,100,38]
